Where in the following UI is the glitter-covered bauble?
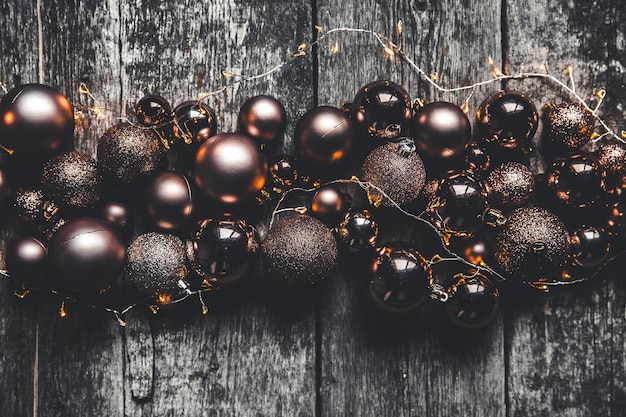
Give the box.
[544,102,594,149]
[144,171,195,232]
[494,206,570,281]
[598,142,626,194]
[261,214,338,287]
[445,271,499,328]
[5,236,48,288]
[430,172,487,237]
[484,162,534,211]
[14,188,46,224]
[337,209,378,251]
[476,91,538,149]
[40,151,102,210]
[238,95,287,144]
[173,101,218,146]
[361,140,426,207]
[187,215,260,285]
[135,94,172,127]
[411,101,471,160]
[351,80,412,140]
[367,243,431,314]
[49,217,126,294]
[311,185,349,226]
[0,84,74,156]
[97,122,163,184]
[570,226,610,268]
[126,233,190,303]
[465,142,491,176]
[193,133,267,204]
[546,152,605,208]
[295,106,354,166]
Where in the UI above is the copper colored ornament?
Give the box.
[269,155,299,187]
[97,122,163,184]
[49,217,126,294]
[100,201,131,230]
[446,271,499,328]
[193,133,267,204]
[187,215,260,285]
[173,101,218,145]
[295,106,354,165]
[598,142,626,194]
[484,162,534,211]
[494,206,570,281]
[411,101,471,160]
[238,95,287,144]
[476,91,538,149]
[460,235,492,266]
[5,236,48,287]
[546,152,605,208]
[570,226,610,268]
[544,102,594,149]
[311,186,348,225]
[351,80,412,140]
[135,94,172,127]
[145,171,194,232]
[0,84,74,156]
[338,209,379,251]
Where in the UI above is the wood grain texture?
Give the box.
[316,1,505,416]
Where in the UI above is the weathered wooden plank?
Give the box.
[505,0,626,416]
[316,1,506,416]
[119,1,317,416]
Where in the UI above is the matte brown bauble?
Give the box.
[49,217,126,294]
[100,201,131,230]
[193,133,267,204]
[5,236,48,287]
[295,106,354,165]
[97,122,163,184]
[40,151,102,209]
[411,101,471,159]
[0,84,74,156]
[311,185,349,225]
[238,95,287,144]
[261,214,338,287]
[145,171,194,232]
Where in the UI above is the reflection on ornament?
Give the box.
[445,271,499,328]
[311,186,349,225]
[295,106,354,166]
[5,236,48,288]
[145,171,195,232]
[337,209,378,251]
[546,152,606,208]
[135,94,172,127]
[173,101,218,146]
[569,226,610,268]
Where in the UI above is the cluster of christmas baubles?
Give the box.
[0,80,624,330]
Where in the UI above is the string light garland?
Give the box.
[0,24,624,329]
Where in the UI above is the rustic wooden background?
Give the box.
[1,0,625,416]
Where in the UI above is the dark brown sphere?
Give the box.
[145,171,194,232]
[485,162,534,211]
[49,217,126,294]
[193,133,267,204]
[261,214,338,287]
[295,106,354,165]
[0,166,13,206]
[494,207,570,281]
[338,209,379,251]
[570,226,610,268]
[446,271,499,328]
[361,141,426,207]
[546,153,605,208]
[0,84,74,156]
[173,101,218,146]
[269,155,299,187]
[311,186,348,225]
[351,80,412,140]
[411,101,471,159]
[100,201,131,230]
[238,95,287,144]
[135,94,172,127]
[465,142,491,175]
[41,151,102,209]
[544,102,594,149]
[97,122,163,184]
[598,142,626,194]
[476,91,538,149]
[5,236,48,287]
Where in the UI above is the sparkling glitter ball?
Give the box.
[261,215,338,287]
[361,141,426,206]
[494,206,570,281]
[598,142,626,193]
[126,232,190,299]
[14,188,45,223]
[485,162,534,211]
[544,102,595,149]
[41,151,102,209]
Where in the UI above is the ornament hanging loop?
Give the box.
[392,137,417,157]
[429,283,450,303]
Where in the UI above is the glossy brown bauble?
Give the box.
[49,217,126,294]
[546,153,605,208]
[6,236,48,287]
[476,91,538,149]
[411,101,471,160]
[193,133,267,204]
[173,101,218,145]
[295,106,354,165]
[238,95,287,144]
[570,226,610,268]
[135,94,172,127]
[446,271,499,328]
[0,84,74,156]
[311,186,348,226]
[145,171,194,232]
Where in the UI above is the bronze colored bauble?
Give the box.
[100,201,131,230]
[484,162,534,211]
[546,153,605,208]
[351,80,412,140]
[49,217,126,294]
[295,106,354,165]
[193,133,267,204]
[0,84,74,156]
[446,271,499,328]
[173,101,218,146]
[311,185,348,225]
[5,236,48,287]
[238,95,287,144]
[145,171,194,232]
[411,101,471,159]
[570,226,610,268]
[544,102,594,149]
[261,214,338,287]
[476,91,538,149]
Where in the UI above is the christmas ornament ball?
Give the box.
[14,188,45,224]
[544,102,594,149]
[193,133,267,204]
[173,101,218,146]
[261,214,338,287]
[485,161,534,211]
[446,271,499,328]
[295,106,354,166]
[135,94,172,127]
[49,217,126,294]
[546,153,605,208]
[476,91,538,149]
[5,236,48,287]
[97,122,163,184]
[0,84,74,156]
[40,151,102,209]
[570,226,610,268]
[238,95,287,144]
[337,209,379,251]
[411,101,471,160]
[145,171,195,232]
[598,142,626,193]
[494,207,570,281]
[311,185,348,225]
